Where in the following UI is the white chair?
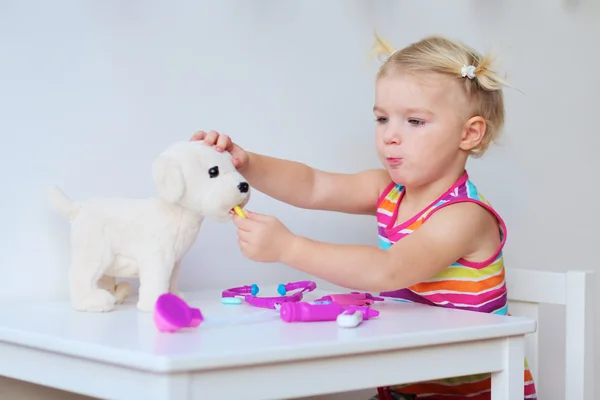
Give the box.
[506,268,595,400]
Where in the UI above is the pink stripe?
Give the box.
[418,287,507,306]
[524,381,537,396]
[417,392,490,400]
[417,386,535,400]
[385,171,468,233]
[378,215,393,224]
[422,293,507,313]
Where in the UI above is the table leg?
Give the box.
[491,336,525,400]
[152,374,191,400]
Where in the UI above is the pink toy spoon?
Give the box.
[154,293,204,333]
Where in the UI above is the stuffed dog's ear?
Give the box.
[152,155,185,203]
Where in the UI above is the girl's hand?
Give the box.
[233,211,296,263]
[190,130,249,170]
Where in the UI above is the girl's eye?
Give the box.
[375,117,388,124]
[408,119,424,126]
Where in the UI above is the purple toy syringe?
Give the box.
[278,301,379,323]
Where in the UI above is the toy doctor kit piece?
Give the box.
[221,280,317,309]
[232,205,247,218]
[154,293,204,333]
[153,295,380,333]
[278,301,379,328]
[336,309,365,328]
[154,284,383,332]
[314,292,384,306]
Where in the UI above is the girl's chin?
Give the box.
[387,171,409,185]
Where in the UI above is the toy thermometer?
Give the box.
[278,301,379,323]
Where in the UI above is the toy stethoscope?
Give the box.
[221,280,317,309]
[154,282,386,333]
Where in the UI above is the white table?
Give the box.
[0,287,536,400]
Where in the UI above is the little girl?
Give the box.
[191,34,536,400]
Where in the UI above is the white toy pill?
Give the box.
[221,297,242,305]
[336,310,364,328]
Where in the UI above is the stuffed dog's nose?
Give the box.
[237,182,249,193]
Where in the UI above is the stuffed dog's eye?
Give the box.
[208,166,219,178]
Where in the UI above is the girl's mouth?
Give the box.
[386,157,403,166]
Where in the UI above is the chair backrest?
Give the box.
[506,268,595,400]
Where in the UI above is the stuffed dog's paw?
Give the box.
[114,282,132,304]
[72,289,117,312]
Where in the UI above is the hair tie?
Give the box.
[461,65,476,80]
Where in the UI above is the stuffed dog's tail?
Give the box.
[46,186,81,222]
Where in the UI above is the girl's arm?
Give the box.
[190,131,391,215]
[280,202,499,291]
[244,152,390,215]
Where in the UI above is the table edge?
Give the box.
[0,318,536,373]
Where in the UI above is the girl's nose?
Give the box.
[383,126,401,145]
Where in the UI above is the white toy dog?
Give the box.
[47,140,250,312]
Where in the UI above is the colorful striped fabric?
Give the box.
[374,171,537,399]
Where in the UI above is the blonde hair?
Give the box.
[371,33,507,157]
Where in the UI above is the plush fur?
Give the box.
[47,140,250,312]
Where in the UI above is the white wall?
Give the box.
[1,1,598,399]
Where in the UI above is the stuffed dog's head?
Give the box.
[152,140,250,221]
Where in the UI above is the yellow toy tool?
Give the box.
[233,206,247,218]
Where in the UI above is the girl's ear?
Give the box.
[459,116,487,151]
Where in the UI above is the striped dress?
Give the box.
[373,171,537,400]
